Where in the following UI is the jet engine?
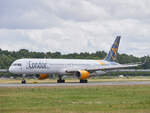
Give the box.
[75,70,90,80]
[38,74,49,80]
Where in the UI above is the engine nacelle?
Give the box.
[39,74,49,80]
[75,70,90,80]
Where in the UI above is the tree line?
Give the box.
[0,48,149,70]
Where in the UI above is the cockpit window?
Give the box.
[13,63,22,66]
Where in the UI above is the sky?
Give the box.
[0,0,150,57]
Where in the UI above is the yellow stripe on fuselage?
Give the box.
[96,60,105,66]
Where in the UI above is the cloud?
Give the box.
[0,0,63,29]
[0,0,150,57]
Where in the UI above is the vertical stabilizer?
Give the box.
[105,36,121,62]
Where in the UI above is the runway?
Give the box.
[1,81,150,87]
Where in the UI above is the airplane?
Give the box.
[8,36,141,84]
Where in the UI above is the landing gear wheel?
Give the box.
[84,80,88,83]
[57,79,65,83]
[57,75,65,83]
[21,74,26,84]
[21,80,26,84]
[80,80,88,83]
[62,79,65,83]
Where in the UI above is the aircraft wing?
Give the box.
[66,63,141,73]
[107,69,150,72]
[87,64,140,72]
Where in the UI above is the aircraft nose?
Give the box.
[9,66,13,73]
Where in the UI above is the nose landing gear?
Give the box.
[21,74,26,84]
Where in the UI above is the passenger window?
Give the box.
[18,64,22,66]
[13,63,22,66]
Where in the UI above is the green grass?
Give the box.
[1,76,150,84]
[1,85,150,113]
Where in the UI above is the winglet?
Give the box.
[105,36,121,62]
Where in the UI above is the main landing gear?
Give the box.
[57,75,65,83]
[21,74,26,84]
[80,79,88,83]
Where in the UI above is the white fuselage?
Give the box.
[9,58,119,75]
[8,37,123,76]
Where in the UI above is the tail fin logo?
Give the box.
[105,36,121,62]
[112,48,118,57]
